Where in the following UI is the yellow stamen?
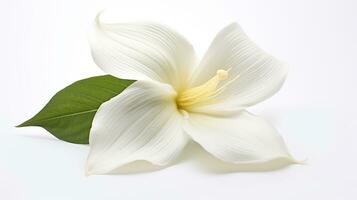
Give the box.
[176,69,239,110]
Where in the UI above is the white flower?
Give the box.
[85,13,297,175]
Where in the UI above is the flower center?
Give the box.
[176,69,239,110]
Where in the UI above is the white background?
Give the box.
[1,0,357,199]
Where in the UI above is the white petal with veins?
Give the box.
[89,13,196,90]
[86,80,188,175]
[183,111,295,165]
[188,23,288,113]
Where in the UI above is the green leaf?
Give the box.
[17,75,134,144]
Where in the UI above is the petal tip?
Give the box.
[291,157,308,165]
[84,170,91,177]
[277,154,307,166]
[225,22,241,31]
[95,10,104,27]
[84,162,94,176]
[84,157,102,176]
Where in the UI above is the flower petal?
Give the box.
[86,80,188,175]
[183,111,295,166]
[189,23,288,112]
[89,13,196,90]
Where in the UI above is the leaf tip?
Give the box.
[15,122,27,128]
[15,119,33,128]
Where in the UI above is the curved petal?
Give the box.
[189,23,288,112]
[89,13,196,90]
[86,80,188,175]
[183,111,296,166]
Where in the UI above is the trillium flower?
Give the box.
[86,13,297,175]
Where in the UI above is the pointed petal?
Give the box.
[190,23,288,112]
[89,13,196,90]
[86,80,188,175]
[184,111,295,166]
